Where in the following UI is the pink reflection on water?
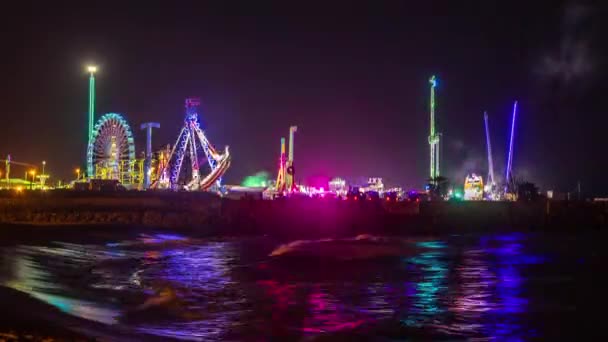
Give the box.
[302,286,366,333]
[438,248,496,336]
[258,280,296,317]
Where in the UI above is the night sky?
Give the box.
[0,2,606,194]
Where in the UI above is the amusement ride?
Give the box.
[428,75,441,185]
[3,65,529,199]
[84,66,142,188]
[275,126,298,194]
[504,100,518,200]
[154,98,231,191]
[88,113,138,183]
[80,65,230,191]
[484,111,498,199]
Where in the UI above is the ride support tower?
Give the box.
[141,122,160,189]
[484,112,496,189]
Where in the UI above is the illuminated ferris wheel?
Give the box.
[86,113,136,181]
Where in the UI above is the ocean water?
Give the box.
[0,228,604,340]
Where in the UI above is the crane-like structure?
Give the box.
[2,155,36,189]
[484,112,497,197]
[505,101,518,195]
[286,126,298,192]
[428,76,441,183]
[274,126,298,194]
[275,137,287,192]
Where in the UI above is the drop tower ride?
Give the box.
[505,101,518,194]
[428,75,440,182]
[86,65,97,178]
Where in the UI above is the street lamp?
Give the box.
[75,168,81,181]
[87,65,97,73]
[35,161,49,188]
[41,161,46,186]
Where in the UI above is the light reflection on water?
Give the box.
[0,232,589,340]
[402,241,449,328]
[2,245,120,325]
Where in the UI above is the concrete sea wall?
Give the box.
[0,191,606,237]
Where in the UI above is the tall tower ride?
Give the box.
[286,126,298,191]
[86,65,97,178]
[505,101,518,191]
[428,75,440,182]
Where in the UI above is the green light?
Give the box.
[429,75,436,137]
[403,249,448,327]
[86,66,97,177]
[415,241,446,249]
[88,69,95,144]
[242,171,269,187]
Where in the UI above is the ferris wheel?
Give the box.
[86,113,136,181]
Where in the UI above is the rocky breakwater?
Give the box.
[0,191,422,237]
[0,190,605,237]
[0,191,224,231]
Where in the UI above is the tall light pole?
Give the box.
[76,168,81,181]
[41,160,46,187]
[86,65,97,178]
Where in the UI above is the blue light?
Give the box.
[505,101,518,185]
